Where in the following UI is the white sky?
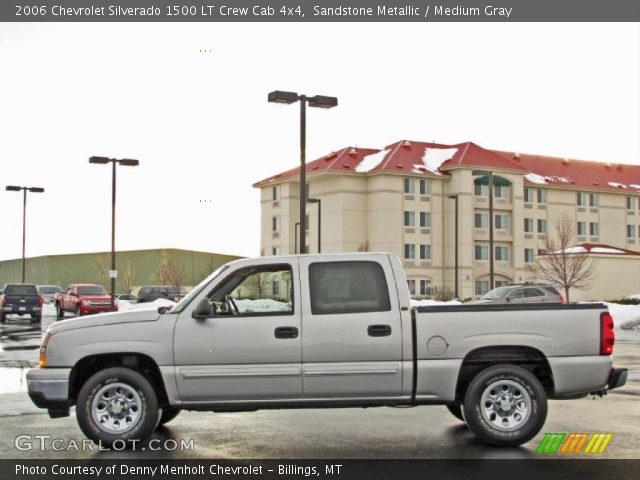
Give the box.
[0,23,639,260]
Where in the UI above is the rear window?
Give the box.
[309,261,391,315]
[38,286,62,294]
[78,286,108,295]
[4,285,38,295]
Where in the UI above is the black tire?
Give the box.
[56,303,64,320]
[76,367,159,448]
[31,315,42,324]
[75,306,82,318]
[158,407,181,427]
[462,364,547,447]
[446,404,465,422]
[0,312,5,324]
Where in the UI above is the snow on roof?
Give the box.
[549,243,640,256]
[525,173,547,184]
[608,182,627,189]
[420,147,458,175]
[355,149,390,173]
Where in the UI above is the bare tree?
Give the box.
[165,257,187,293]
[90,253,110,287]
[156,250,171,285]
[121,261,137,294]
[357,241,370,252]
[528,215,596,302]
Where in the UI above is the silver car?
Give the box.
[37,285,63,304]
[473,283,564,304]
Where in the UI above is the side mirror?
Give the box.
[192,298,212,320]
[506,297,512,302]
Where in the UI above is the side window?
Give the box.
[524,288,544,298]
[508,289,524,300]
[208,264,293,316]
[309,261,391,315]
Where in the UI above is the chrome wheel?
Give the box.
[91,382,142,434]
[480,379,531,432]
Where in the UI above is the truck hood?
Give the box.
[47,309,161,334]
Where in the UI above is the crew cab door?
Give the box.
[298,255,403,399]
[173,259,302,402]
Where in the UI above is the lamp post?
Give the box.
[306,197,322,253]
[89,156,139,306]
[5,185,45,283]
[472,170,495,290]
[294,222,300,254]
[448,195,459,298]
[268,90,337,255]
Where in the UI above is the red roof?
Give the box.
[254,140,640,193]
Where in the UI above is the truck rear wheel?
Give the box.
[462,364,547,447]
[76,367,159,448]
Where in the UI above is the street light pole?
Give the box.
[268,90,337,255]
[6,185,45,283]
[448,195,459,298]
[89,157,139,307]
[472,170,495,290]
[307,198,322,253]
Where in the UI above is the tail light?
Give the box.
[560,295,566,304]
[1,296,6,306]
[38,296,44,307]
[600,312,615,355]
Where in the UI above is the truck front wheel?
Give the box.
[158,407,181,427]
[463,364,547,447]
[76,367,159,448]
[446,404,465,422]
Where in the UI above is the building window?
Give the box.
[475,245,489,261]
[537,189,547,204]
[272,246,280,256]
[474,183,489,197]
[404,211,415,227]
[420,211,431,228]
[272,216,280,232]
[627,196,638,211]
[495,214,509,230]
[627,225,636,239]
[407,279,416,296]
[525,248,534,264]
[577,222,586,236]
[524,188,534,203]
[475,280,490,296]
[495,246,509,262]
[404,244,415,260]
[419,179,431,196]
[420,279,431,296]
[404,178,415,194]
[495,280,509,288]
[271,279,280,297]
[524,218,534,233]
[419,244,431,260]
[589,193,599,208]
[537,219,547,234]
[475,212,489,229]
[577,192,586,207]
[590,222,599,236]
[494,185,509,199]
[272,186,280,201]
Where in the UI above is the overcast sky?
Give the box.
[0,23,639,261]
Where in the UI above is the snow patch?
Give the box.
[545,176,573,184]
[410,299,462,307]
[608,182,627,189]
[629,184,640,190]
[236,298,291,312]
[525,173,547,184]
[118,298,176,311]
[553,246,588,254]
[590,247,625,254]
[355,149,389,173]
[420,147,458,175]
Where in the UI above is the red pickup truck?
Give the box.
[55,284,118,319]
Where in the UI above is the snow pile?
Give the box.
[118,298,176,312]
[629,184,640,190]
[355,149,389,173]
[236,298,291,312]
[590,247,625,254]
[608,182,627,189]
[545,176,573,184]
[420,147,458,175]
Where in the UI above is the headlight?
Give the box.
[39,333,52,368]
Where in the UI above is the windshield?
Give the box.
[78,286,109,295]
[38,286,62,294]
[168,265,229,314]
[480,286,512,300]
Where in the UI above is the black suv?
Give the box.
[137,286,187,303]
[1,283,43,323]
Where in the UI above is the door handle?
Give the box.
[274,326,299,339]
[368,324,392,337]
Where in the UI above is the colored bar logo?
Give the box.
[537,433,613,454]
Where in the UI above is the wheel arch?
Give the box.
[454,345,554,402]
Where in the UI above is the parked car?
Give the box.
[471,283,564,304]
[137,285,187,303]
[37,285,63,304]
[28,253,626,448]
[54,284,118,319]
[1,283,43,323]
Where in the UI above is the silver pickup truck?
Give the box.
[27,253,627,448]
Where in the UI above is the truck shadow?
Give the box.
[444,424,534,459]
